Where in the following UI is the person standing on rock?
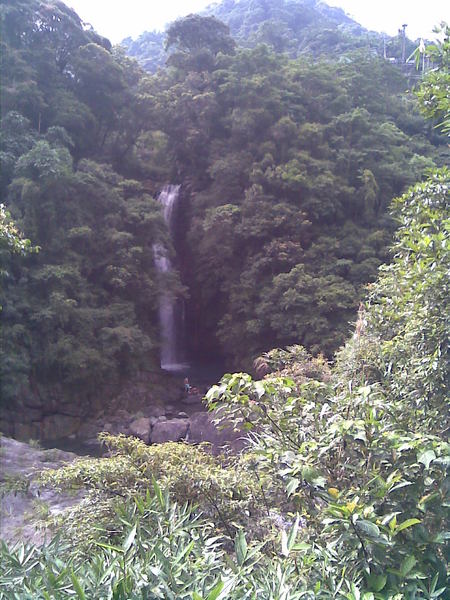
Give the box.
[183,377,191,394]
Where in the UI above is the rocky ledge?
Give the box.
[76,396,244,455]
[0,437,80,545]
[0,404,245,546]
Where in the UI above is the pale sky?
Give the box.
[67,0,448,43]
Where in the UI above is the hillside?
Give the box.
[0,2,448,597]
[123,0,417,73]
[0,0,181,438]
[0,0,447,438]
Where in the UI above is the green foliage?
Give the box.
[126,0,416,72]
[0,484,322,599]
[1,6,448,599]
[0,0,183,414]
[206,171,450,597]
[165,46,443,363]
[207,362,449,597]
[118,6,448,367]
[0,205,34,257]
[2,0,447,408]
[414,24,450,134]
[337,168,449,433]
[39,435,283,546]
[165,14,235,56]
[0,156,174,405]
[2,154,449,599]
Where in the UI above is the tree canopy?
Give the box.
[0,0,448,423]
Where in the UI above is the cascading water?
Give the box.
[153,185,188,372]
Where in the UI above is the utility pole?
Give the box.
[401,23,408,63]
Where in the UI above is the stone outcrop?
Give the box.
[0,437,80,545]
[129,417,152,443]
[151,418,189,443]
[0,371,182,442]
[0,403,247,546]
[187,411,245,453]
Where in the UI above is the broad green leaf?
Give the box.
[350,583,361,600]
[418,449,436,469]
[433,531,450,543]
[400,555,417,577]
[355,519,380,539]
[366,573,387,592]
[293,542,310,551]
[396,518,421,532]
[286,478,300,497]
[254,381,265,398]
[389,514,397,531]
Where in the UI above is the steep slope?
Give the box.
[0,0,182,438]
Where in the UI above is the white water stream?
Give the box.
[153,185,188,372]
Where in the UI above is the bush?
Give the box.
[39,435,286,547]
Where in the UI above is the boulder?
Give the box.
[0,437,81,546]
[188,411,245,454]
[14,422,39,441]
[129,417,152,443]
[150,418,189,444]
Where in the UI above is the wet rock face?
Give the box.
[76,404,244,453]
[150,418,189,444]
[0,437,80,546]
[0,405,246,545]
[1,437,76,479]
[2,387,244,461]
[187,411,245,454]
[129,417,152,443]
[0,371,183,442]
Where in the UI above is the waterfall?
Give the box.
[153,185,188,372]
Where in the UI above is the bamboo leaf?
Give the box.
[70,570,86,600]
[235,531,247,566]
[122,524,137,553]
[206,579,225,600]
[287,515,300,551]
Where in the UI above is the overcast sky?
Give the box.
[67,0,448,43]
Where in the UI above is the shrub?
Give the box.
[39,435,285,547]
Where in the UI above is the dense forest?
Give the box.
[0,1,449,597]
[0,0,184,435]
[1,0,447,440]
